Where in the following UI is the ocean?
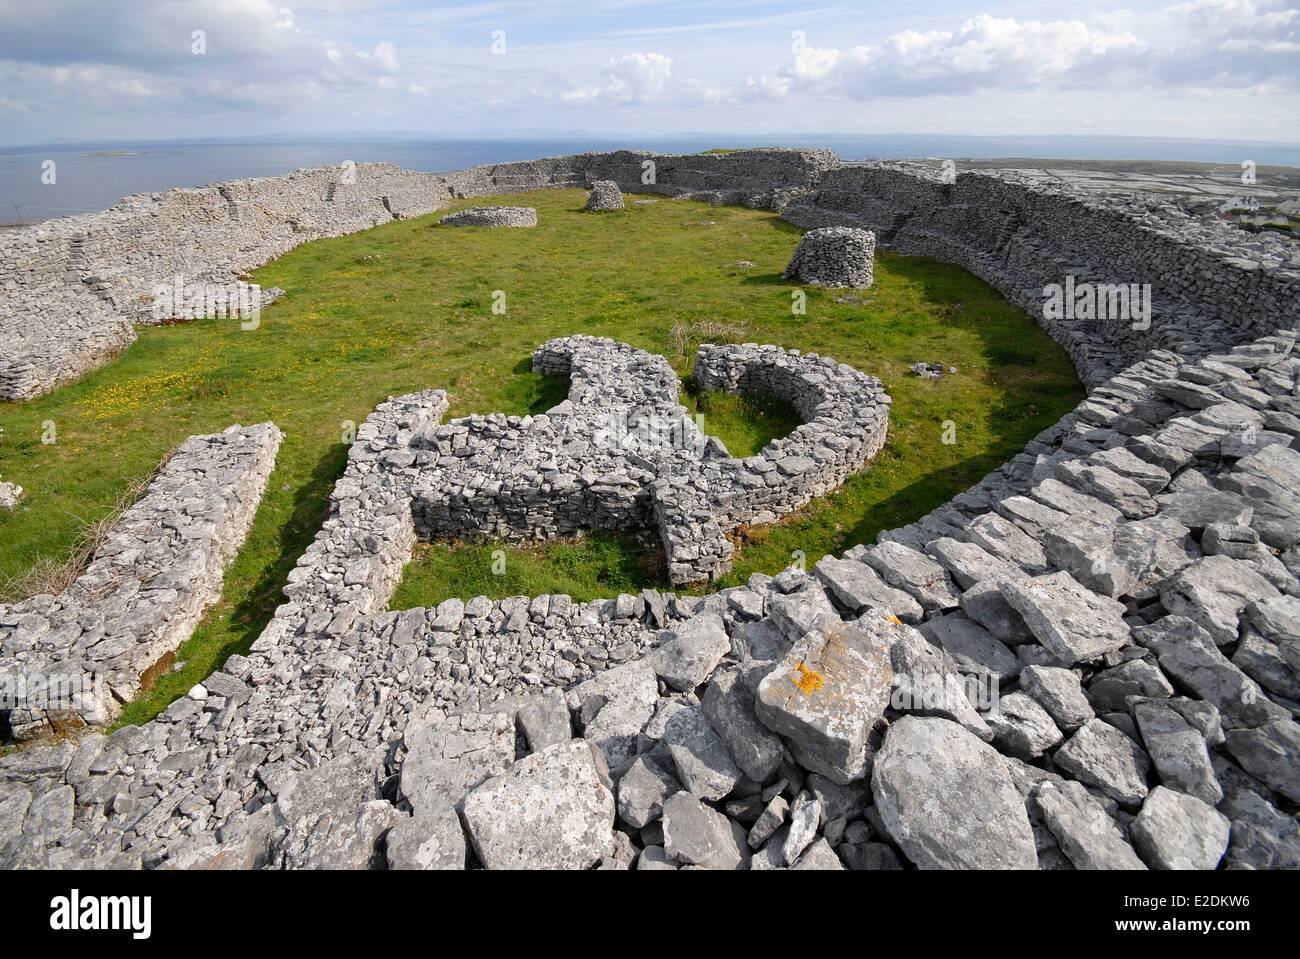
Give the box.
[2,133,1298,226]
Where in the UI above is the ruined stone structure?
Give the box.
[407,336,889,585]
[438,206,538,228]
[1,148,1299,872]
[783,226,876,288]
[585,180,624,211]
[0,424,282,739]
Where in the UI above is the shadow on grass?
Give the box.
[505,355,571,415]
[226,440,349,655]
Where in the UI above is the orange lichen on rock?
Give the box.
[793,662,824,695]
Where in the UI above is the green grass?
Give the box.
[0,188,1085,726]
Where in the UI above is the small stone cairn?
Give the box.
[586,180,625,211]
[783,226,876,288]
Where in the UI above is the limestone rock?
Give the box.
[1036,779,1146,870]
[999,571,1130,665]
[1131,786,1231,870]
[647,612,731,691]
[870,715,1038,869]
[385,796,466,870]
[399,710,515,811]
[461,741,615,870]
[755,614,894,784]
[1054,719,1151,807]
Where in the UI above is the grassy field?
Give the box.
[0,188,1084,725]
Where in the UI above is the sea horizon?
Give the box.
[3,131,1298,227]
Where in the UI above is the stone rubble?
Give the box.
[0,481,23,510]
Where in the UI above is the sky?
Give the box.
[0,0,1298,146]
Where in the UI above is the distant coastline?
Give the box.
[2,133,1298,226]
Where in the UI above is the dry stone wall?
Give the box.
[0,423,282,740]
[439,206,537,227]
[408,335,887,585]
[782,162,1300,387]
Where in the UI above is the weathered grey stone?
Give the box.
[516,688,572,754]
[747,794,788,849]
[1132,698,1222,805]
[861,541,961,611]
[661,791,749,869]
[385,796,466,870]
[1019,665,1094,731]
[1000,571,1130,665]
[663,705,744,800]
[275,800,405,870]
[636,844,677,870]
[986,691,1063,760]
[1035,779,1146,870]
[782,792,820,864]
[766,580,840,640]
[1159,555,1280,646]
[399,710,515,811]
[1224,720,1300,802]
[461,741,615,870]
[616,755,680,829]
[959,578,1033,644]
[1131,786,1231,870]
[1135,616,1291,729]
[920,613,1019,683]
[790,836,845,870]
[1054,719,1151,807]
[1088,658,1174,711]
[647,612,731,691]
[814,556,923,622]
[755,614,894,785]
[871,716,1038,869]
[888,628,993,741]
[567,661,660,769]
[926,537,1026,591]
[702,668,784,783]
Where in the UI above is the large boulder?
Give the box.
[871,716,1038,869]
[755,614,893,784]
[461,741,615,870]
[398,710,515,811]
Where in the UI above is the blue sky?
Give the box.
[1,0,1297,145]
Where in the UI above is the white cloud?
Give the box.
[744,3,1300,100]
[600,52,672,103]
